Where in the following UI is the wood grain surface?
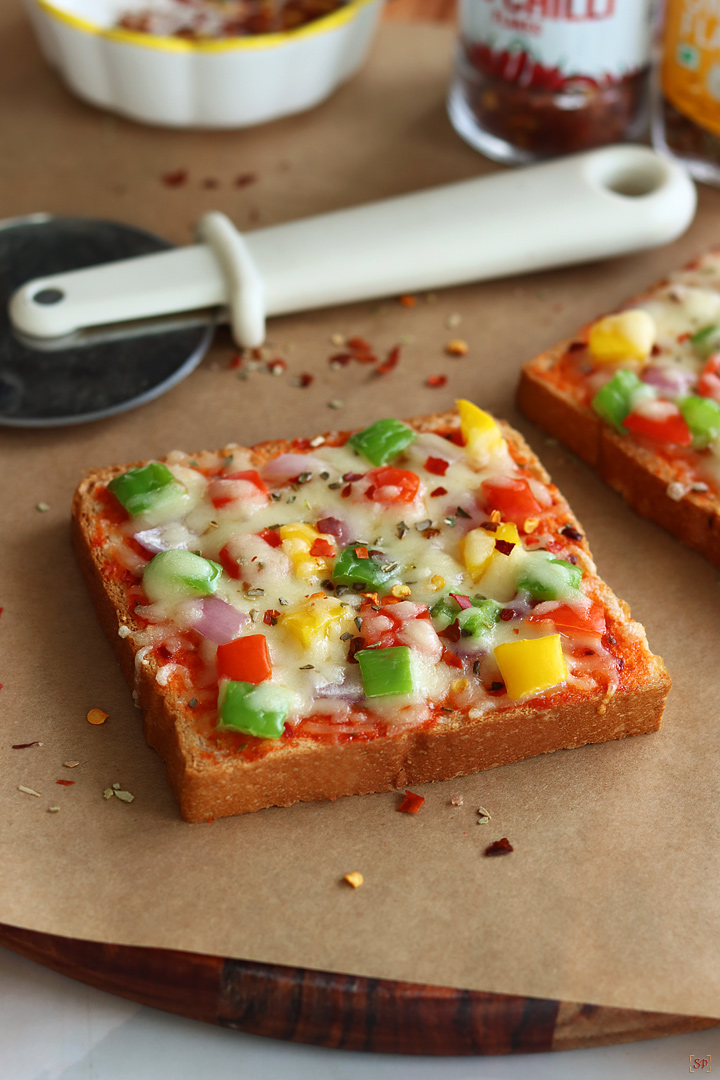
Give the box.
[0,924,716,1055]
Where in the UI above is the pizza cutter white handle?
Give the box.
[9,144,696,348]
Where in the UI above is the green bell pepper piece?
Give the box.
[690,324,720,360]
[430,596,459,631]
[143,549,222,602]
[591,369,644,433]
[108,462,184,518]
[218,681,290,739]
[357,645,414,697]
[347,418,416,466]
[679,395,720,448]
[517,551,582,601]
[333,545,399,590]
[457,599,501,637]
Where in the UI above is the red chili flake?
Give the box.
[267,359,287,375]
[354,546,369,560]
[495,539,515,556]
[310,538,334,558]
[422,527,441,538]
[234,172,257,188]
[651,343,661,356]
[364,486,376,500]
[425,456,449,476]
[202,178,219,189]
[398,295,416,308]
[343,472,364,482]
[329,352,353,369]
[430,486,448,497]
[230,353,244,369]
[439,623,461,643]
[341,484,352,498]
[449,593,472,610]
[161,169,188,187]
[12,742,42,749]
[397,789,425,813]
[484,838,514,856]
[677,331,691,343]
[426,374,447,388]
[218,544,241,579]
[56,779,75,786]
[263,609,280,626]
[499,609,515,622]
[259,528,282,548]
[347,336,373,353]
[375,345,401,376]
[294,373,314,388]
[442,647,463,669]
[560,525,582,541]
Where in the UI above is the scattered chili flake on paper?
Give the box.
[426,374,447,388]
[343,872,364,888]
[397,790,425,814]
[484,837,513,856]
[18,786,41,798]
[56,779,75,787]
[12,741,42,749]
[398,294,416,307]
[292,373,314,388]
[234,172,257,188]
[161,169,188,188]
[87,708,108,725]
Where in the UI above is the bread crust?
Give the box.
[72,409,670,822]
[517,266,720,567]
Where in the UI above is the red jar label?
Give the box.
[459,0,654,84]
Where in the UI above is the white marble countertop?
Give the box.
[3,945,718,1080]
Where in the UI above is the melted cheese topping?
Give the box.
[100,421,625,742]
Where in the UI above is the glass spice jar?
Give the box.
[448,0,656,165]
[653,0,720,186]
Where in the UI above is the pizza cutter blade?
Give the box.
[5,145,697,427]
[0,215,214,427]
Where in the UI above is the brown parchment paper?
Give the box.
[2,4,720,1021]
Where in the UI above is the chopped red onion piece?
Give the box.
[641,365,696,397]
[191,597,248,644]
[316,516,349,543]
[133,527,170,554]
[262,453,327,481]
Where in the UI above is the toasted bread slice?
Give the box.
[518,250,720,567]
[72,408,670,822]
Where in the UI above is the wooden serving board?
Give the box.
[1,923,716,1055]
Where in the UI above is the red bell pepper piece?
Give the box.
[698,355,720,403]
[623,410,692,446]
[218,544,241,580]
[211,470,269,509]
[217,634,271,683]
[259,528,282,548]
[529,601,606,636]
[364,467,420,503]
[481,477,542,525]
[424,456,449,476]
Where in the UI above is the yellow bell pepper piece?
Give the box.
[587,309,655,364]
[456,399,505,461]
[278,522,333,582]
[494,634,567,701]
[462,521,520,580]
[282,596,351,655]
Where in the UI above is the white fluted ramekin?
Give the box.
[24,0,384,128]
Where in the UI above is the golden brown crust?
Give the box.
[517,341,720,569]
[72,409,670,823]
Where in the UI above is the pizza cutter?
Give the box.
[4,144,696,427]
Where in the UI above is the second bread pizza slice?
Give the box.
[72,403,670,822]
